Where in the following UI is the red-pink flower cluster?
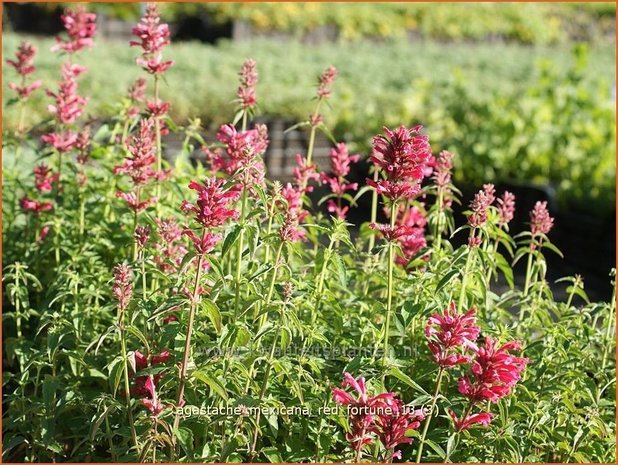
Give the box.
[425,302,480,368]
[114,119,159,185]
[7,42,42,99]
[181,178,240,254]
[322,143,360,219]
[141,375,165,416]
[130,3,173,75]
[112,264,133,312]
[154,217,188,272]
[530,200,554,236]
[497,191,516,226]
[131,349,170,397]
[52,7,97,54]
[207,124,269,183]
[317,65,337,100]
[237,58,258,110]
[134,225,151,249]
[127,77,147,119]
[367,125,432,202]
[41,63,88,156]
[41,63,88,152]
[425,306,528,432]
[433,150,454,188]
[293,154,320,193]
[114,119,163,212]
[20,196,53,215]
[458,337,528,404]
[376,397,425,461]
[393,206,428,266]
[278,183,308,242]
[467,188,492,228]
[332,373,424,460]
[34,164,59,193]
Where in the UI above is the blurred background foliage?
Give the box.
[2,2,616,217]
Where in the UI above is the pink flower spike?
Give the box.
[182,178,240,229]
[497,191,516,226]
[237,58,258,110]
[317,65,337,100]
[52,7,97,54]
[112,264,133,312]
[368,126,432,202]
[7,41,38,76]
[530,200,554,236]
[425,302,480,368]
[458,336,528,404]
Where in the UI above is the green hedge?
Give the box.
[2,33,615,215]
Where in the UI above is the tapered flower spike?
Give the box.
[457,337,528,403]
[425,302,481,368]
[237,58,258,110]
[112,264,133,312]
[530,200,554,235]
[497,191,516,226]
[130,3,174,75]
[7,42,42,100]
[52,6,97,54]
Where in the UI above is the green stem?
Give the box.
[234,185,248,318]
[118,309,138,448]
[79,187,85,238]
[522,242,535,298]
[458,239,475,311]
[367,169,379,253]
[172,234,207,438]
[306,100,322,166]
[415,367,444,463]
[434,186,444,252]
[153,75,163,216]
[249,322,282,456]
[382,201,397,367]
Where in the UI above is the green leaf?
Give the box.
[202,299,222,333]
[388,367,429,395]
[175,427,195,461]
[192,370,229,400]
[221,224,243,259]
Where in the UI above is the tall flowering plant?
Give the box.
[367,125,432,365]
[131,3,174,203]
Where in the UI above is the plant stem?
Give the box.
[382,200,397,367]
[415,367,444,463]
[172,231,207,437]
[249,321,282,457]
[306,100,322,166]
[118,308,138,449]
[458,240,475,311]
[522,241,535,298]
[79,188,85,238]
[367,169,379,253]
[234,184,248,318]
[434,186,444,252]
[153,75,163,216]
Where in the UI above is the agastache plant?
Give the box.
[173,178,240,435]
[131,3,174,206]
[367,125,432,365]
[322,142,360,219]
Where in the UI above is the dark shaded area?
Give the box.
[172,13,233,44]
[3,3,64,35]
